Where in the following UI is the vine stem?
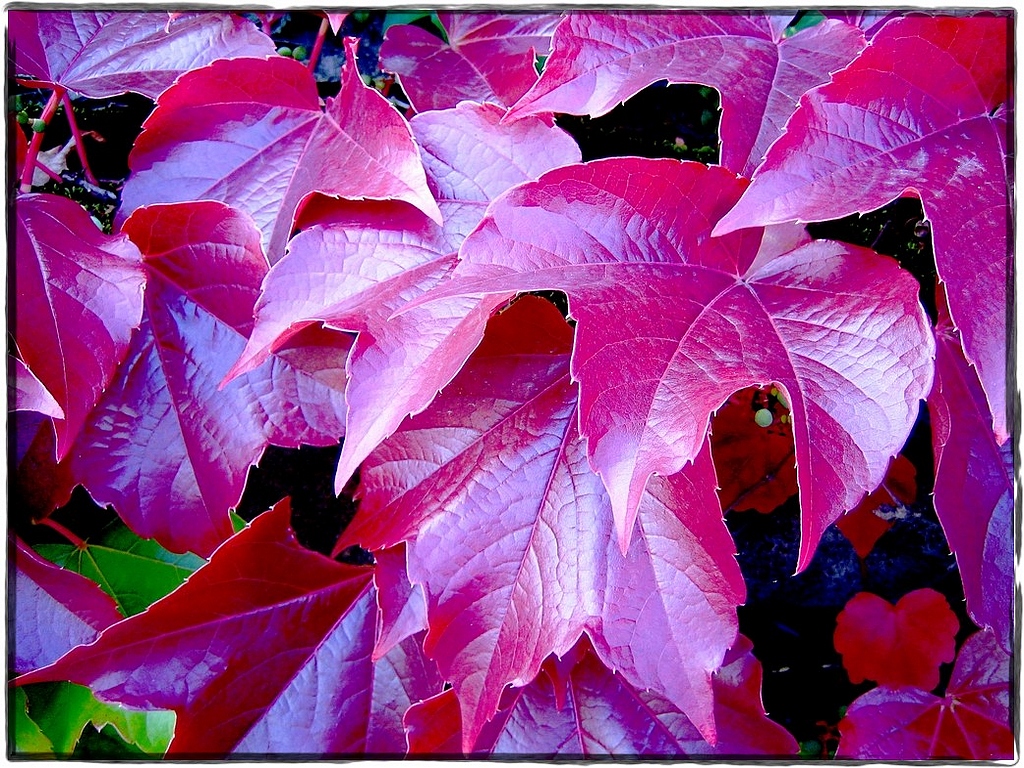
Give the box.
[308,16,329,74]
[19,85,65,193]
[37,517,87,550]
[61,92,98,185]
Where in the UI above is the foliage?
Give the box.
[8,8,1013,760]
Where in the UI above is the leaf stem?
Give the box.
[32,158,64,184]
[308,16,329,74]
[61,92,99,185]
[19,86,65,194]
[37,517,87,550]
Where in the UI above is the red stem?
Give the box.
[37,517,87,550]
[61,92,98,185]
[308,16,329,74]
[19,86,65,193]
[32,158,64,183]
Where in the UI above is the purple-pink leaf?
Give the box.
[715,15,1011,441]
[68,202,348,556]
[406,636,796,757]
[837,629,1012,759]
[930,291,1013,651]
[10,356,64,419]
[14,193,145,461]
[226,102,579,495]
[372,544,428,661]
[342,297,745,752]
[507,13,865,176]
[12,537,123,675]
[325,12,347,36]
[120,39,440,263]
[436,158,934,568]
[381,12,560,112]
[10,10,275,99]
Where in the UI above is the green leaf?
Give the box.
[382,10,447,41]
[230,509,248,534]
[784,10,825,37]
[71,724,150,759]
[11,687,55,757]
[25,681,175,756]
[34,519,204,617]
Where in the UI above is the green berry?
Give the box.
[276,46,292,57]
[292,45,308,61]
[16,111,29,125]
[754,408,774,428]
[31,118,47,133]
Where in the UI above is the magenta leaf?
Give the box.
[930,291,1013,651]
[822,11,900,38]
[13,500,412,757]
[120,39,440,263]
[10,11,275,99]
[507,12,865,176]
[343,297,745,751]
[837,629,1012,759]
[10,356,64,418]
[716,14,1011,440]
[380,12,560,112]
[372,544,428,661]
[435,158,934,568]
[14,193,145,461]
[227,102,580,495]
[12,537,123,675]
[67,202,348,556]
[406,636,796,757]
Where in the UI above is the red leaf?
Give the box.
[372,544,428,661]
[710,386,797,513]
[434,158,934,569]
[930,290,1013,651]
[507,12,864,176]
[67,202,349,556]
[834,589,959,690]
[344,297,745,751]
[13,500,431,757]
[836,454,916,558]
[10,11,275,98]
[14,194,146,461]
[11,537,122,674]
[716,14,1012,441]
[837,629,1012,759]
[226,102,579,495]
[381,13,560,112]
[120,40,440,263]
[406,636,796,757]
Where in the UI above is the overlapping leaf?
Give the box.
[10,10,275,98]
[372,544,428,660]
[11,355,64,418]
[226,101,580,494]
[120,39,440,262]
[716,14,1012,441]
[930,291,1013,651]
[837,629,1013,759]
[506,12,865,175]
[835,454,916,559]
[12,538,123,674]
[431,158,934,568]
[380,12,560,111]
[15,500,440,757]
[341,297,745,751]
[14,194,146,461]
[406,636,796,757]
[67,202,349,556]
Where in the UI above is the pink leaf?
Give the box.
[13,500,417,757]
[715,14,1011,440]
[406,636,796,756]
[120,39,440,263]
[436,158,934,569]
[14,194,146,461]
[833,589,959,690]
[381,13,560,112]
[324,12,347,36]
[10,356,64,419]
[372,544,428,661]
[343,297,745,751]
[68,202,348,556]
[930,290,1013,651]
[822,11,900,38]
[10,10,275,98]
[507,12,865,175]
[11,537,123,675]
[226,102,579,496]
[837,629,1012,759]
